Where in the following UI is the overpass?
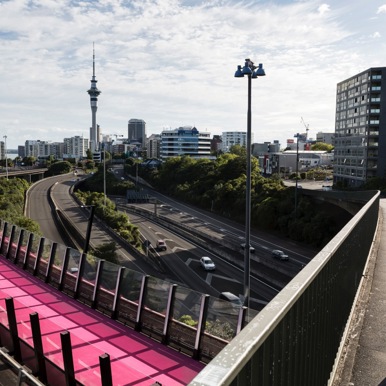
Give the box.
[0,189,380,385]
[0,168,47,183]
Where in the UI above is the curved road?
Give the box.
[25,173,76,245]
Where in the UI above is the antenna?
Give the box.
[92,42,96,78]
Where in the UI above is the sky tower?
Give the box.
[87,44,101,152]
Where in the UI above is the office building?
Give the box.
[0,141,4,160]
[128,119,146,149]
[316,131,334,146]
[18,145,25,158]
[334,67,386,187]
[160,126,211,159]
[211,135,222,153]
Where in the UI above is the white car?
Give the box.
[200,256,216,271]
[156,239,167,251]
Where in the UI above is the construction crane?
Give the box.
[300,117,309,140]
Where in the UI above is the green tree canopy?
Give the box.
[141,153,348,247]
[45,161,73,176]
[311,142,334,152]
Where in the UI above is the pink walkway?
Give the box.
[0,257,204,385]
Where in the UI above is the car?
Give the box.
[272,249,289,261]
[156,239,167,251]
[219,292,243,306]
[240,243,256,253]
[200,256,216,271]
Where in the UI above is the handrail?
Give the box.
[0,347,45,386]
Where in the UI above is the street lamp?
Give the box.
[294,133,301,218]
[82,205,95,254]
[3,135,8,180]
[235,58,265,307]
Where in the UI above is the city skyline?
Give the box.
[1,0,386,150]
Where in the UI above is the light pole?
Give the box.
[102,142,107,209]
[3,135,8,179]
[82,205,95,254]
[294,133,300,218]
[235,59,265,307]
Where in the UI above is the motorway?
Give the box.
[25,172,164,279]
[25,167,319,311]
[113,174,319,309]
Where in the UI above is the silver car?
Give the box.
[200,256,216,271]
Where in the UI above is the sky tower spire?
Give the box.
[87,42,101,152]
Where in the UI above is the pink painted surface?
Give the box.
[0,256,205,385]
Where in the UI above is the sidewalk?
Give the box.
[333,198,386,385]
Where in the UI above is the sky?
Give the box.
[1,0,386,150]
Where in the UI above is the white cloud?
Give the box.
[377,4,386,14]
[0,0,386,149]
[370,32,381,38]
[318,3,330,15]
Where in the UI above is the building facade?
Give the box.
[221,131,249,152]
[146,134,161,159]
[0,141,4,160]
[334,67,386,187]
[63,136,89,159]
[24,140,64,160]
[128,119,146,149]
[160,126,211,159]
[316,131,335,145]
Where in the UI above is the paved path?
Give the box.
[333,198,386,385]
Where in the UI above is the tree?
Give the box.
[93,242,120,264]
[311,142,334,152]
[46,161,72,176]
[229,144,247,156]
[85,160,95,170]
[23,156,37,166]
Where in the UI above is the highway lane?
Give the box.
[25,172,164,278]
[50,178,166,278]
[25,168,303,311]
[133,188,318,268]
[25,173,77,245]
[119,204,279,310]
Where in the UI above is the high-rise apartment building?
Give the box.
[334,67,386,187]
[221,131,249,152]
[24,140,63,159]
[128,119,146,148]
[160,126,211,159]
[64,136,89,159]
[146,134,161,159]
